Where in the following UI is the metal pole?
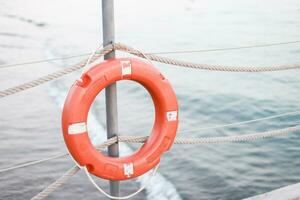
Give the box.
[102,0,120,198]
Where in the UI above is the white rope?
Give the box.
[174,124,300,144]
[0,53,90,69]
[115,43,300,72]
[2,124,300,174]
[0,137,118,174]
[1,40,300,69]
[10,124,300,200]
[30,138,118,200]
[82,48,156,200]
[31,165,80,200]
[2,42,300,98]
[0,44,113,98]
[5,42,300,200]
[150,40,300,55]
[180,110,300,134]
[81,44,103,73]
[84,164,159,200]
[0,153,67,173]
[118,124,300,144]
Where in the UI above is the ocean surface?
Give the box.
[1,0,300,199]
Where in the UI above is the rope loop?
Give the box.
[84,164,159,200]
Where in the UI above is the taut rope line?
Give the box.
[0,44,113,98]
[119,124,300,144]
[1,40,300,69]
[0,53,90,69]
[149,40,300,55]
[3,124,299,175]
[30,165,80,200]
[30,137,119,200]
[1,42,300,98]
[114,43,300,72]
[28,124,300,200]
[1,42,299,199]
[0,153,67,173]
[179,110,300,134]
[0,137,119,173]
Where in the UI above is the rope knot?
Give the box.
[111,42,116,51]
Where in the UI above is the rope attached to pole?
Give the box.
[0,45,113,98]
[1,40,300,69]
[114,43,300,72]
[1,42,300,98]
[2,42,300,198]
[3,124,299,175]
[118,124,300,144]
[0,124,294,200]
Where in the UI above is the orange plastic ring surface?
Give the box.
[62,58,178,180]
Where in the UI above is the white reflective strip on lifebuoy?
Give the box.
[123,163,134,178]
[121,60,132,76]
[166,111,177,121]
[68,122,87,134]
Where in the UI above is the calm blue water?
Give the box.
[1,0,300,199]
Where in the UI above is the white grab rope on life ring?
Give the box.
[83,163,159,200]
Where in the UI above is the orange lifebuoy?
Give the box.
[62,58,178,180]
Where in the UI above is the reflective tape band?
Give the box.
[121,60,132,76]
[166,111,178,121]
[68,122,87,134]
[124,163,134,178]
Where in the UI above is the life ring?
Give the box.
[62,58,178,180]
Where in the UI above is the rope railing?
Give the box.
[149,40,300,55]
[25,124,300,200]
[31,165,80,200]
[2,124,300,175]
[114,43,300,72]
[0,153,67,173]
[0,53,90,69]
[1,42,300,98]
[1,42,300,199]
[0,44,113,98]
[30,137,120,200]
[0,137,118,174]
[1,40,300,69]
[120,124,300,144]
[179,110,300,134]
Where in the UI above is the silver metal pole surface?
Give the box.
[102,0,120,198]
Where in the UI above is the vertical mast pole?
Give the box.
[102,0,120,198]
